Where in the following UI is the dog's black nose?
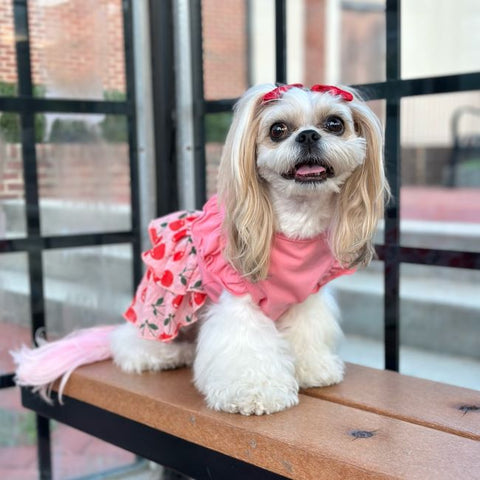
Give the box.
[295,129,321,144]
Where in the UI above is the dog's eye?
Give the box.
[323,116,345,135]
[270,123,289,141]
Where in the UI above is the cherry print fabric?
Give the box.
[123,210,207,342]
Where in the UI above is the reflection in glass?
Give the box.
[401,92,480,252]
[28,0,126,100]
[0,389,38,478]
[0,113,26,238]
[333,260,384,369]
[52,424,135,480]
[0,253,31,374]
[43,244,132,337]
[402,0,480,79]
[399,264,480,389]
[36,113,131,236]
[339,1,385,85]
[204,112,232,198]
[0,0,18,96]
[202,0,248,99]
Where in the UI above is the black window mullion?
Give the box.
[190,0,207,209]
[149,0,178,217]
[13,1,52,479]
[122,0,142,287]
[275,0,287,84]
[384,0,401,372]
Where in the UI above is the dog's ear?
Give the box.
[330,94,389,267]
[218,85,274,282]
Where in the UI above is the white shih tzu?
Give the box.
[13,83,387,415]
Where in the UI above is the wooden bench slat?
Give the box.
[57,361,480,480]
[303,363,480,441]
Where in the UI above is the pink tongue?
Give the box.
[295,165,326,176]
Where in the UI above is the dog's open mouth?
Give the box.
[281,160,335,183]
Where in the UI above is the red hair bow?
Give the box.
[310,84,353,102]
[262,83,304,102]
[262,84,353,103]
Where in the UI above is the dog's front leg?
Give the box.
[193,292,299,415]
[277,289,345,388]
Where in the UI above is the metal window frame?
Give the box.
[195,0,480,374]
[0,0,141,478]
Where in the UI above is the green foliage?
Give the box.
[99,115,127,143]
[0,81,47,142]
[205,112,233,143]
[49,118,98,143]
[103,89,126,102]
[99,89,128,142]
[0,111,20,142]
[0,81,17,96]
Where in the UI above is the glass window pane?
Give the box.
[400,264,480,389]
[339,0,385,85]
[204,112,232,199]
[402,0,480,79]
[0,253,30,374]
[284,0,385,87]
[52,424,135,479]
[249,0,275,85]
[36,112,131,236]
[202,0,248,100]
[333,260,385,369]
[400,92,480,252]
[0,0,18,96]
[0,114,26,238]
[28,0,126,100]
[0,388,37,479]
[43,244,132,336]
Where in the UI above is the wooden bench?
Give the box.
[22,362,480,479]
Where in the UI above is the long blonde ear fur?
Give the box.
[330,92,389,268]
[217,85,275,282]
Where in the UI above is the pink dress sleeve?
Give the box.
[123,210,207,342]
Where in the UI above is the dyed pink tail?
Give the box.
[11,325,117,403]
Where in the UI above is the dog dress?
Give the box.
[124,195,354,342]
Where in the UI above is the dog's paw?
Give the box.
[205,381,299,415]
[296,353,345,389]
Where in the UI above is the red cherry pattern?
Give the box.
[169,219,185,231]
[160,270,174,287]
[173,251,184,262]
[172,294,184,309]
[193,292,207,306]
[151,243,166,260]
[124,305,137,322]
[173,229,188,243]
[128,209,207,342]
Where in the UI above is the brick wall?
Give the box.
[0,0,125,95]
[0,143,130,204]
[202,0,248,99]
[0,0,17,84]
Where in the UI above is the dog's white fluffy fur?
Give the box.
[108,84,387,415]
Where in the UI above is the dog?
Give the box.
[13,83,387,415]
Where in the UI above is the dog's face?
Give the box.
[256,88,367,197]
[218,84,388,281]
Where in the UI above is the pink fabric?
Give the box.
[192,196,355,321]
[125,196,354,342]
[124,211,207,342]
